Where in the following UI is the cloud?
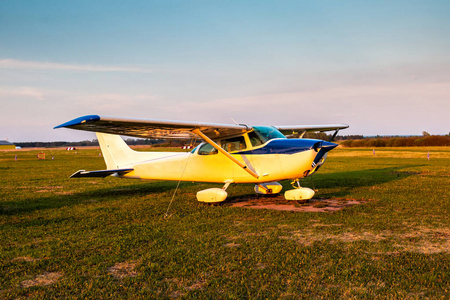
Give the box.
[74,93,161,113]
[0,86,47,100]
[0,59,154,73]
[162,80,449,135]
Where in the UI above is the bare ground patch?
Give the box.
[281,226,450,254]
[279,230,388,247]
[185,280,207,291]
[108,260,139,279]
[164,277,207,298]
[223,242,241,248]
[394,227,450,254]
[21,272,62,288]
[35,186,63,193]
[11,256,39,262]
[224,195,371,212]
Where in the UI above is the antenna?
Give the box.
[230,117,239,125]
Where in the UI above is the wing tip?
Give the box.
[54,115,101,129]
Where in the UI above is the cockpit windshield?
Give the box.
[253,126,286,143]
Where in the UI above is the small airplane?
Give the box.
[55,115,348,203]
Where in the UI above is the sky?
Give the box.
[1,0,449,142]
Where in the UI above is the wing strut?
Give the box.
[329,129,340,142]
[192,129,259,179]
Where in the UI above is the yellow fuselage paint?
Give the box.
[122,149,316,184]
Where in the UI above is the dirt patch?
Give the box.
[11,256,38,262]
[108,261,139,279]
[394,227,450,254]
[164,277,207,298]
[223,242,241,248]
[224,195,370,212]
[55,191,75,195]
[280,230,388,247]
[185,280,206,291]
[21,272,62,288]
[281,226,450,254]
[35,186,63,193]
[255,262,267,270]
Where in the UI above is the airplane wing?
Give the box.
[54,115,251,140]
[275,124,349,137]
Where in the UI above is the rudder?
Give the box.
[96,132,135,169]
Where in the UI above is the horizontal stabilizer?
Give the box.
[70,168,134,178]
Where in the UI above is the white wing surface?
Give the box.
[54,115,251,140]
[55,115,349,140]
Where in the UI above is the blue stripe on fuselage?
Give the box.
[236,139,321,155]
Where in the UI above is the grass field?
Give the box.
[1,147,449,299]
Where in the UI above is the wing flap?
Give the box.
[70,168,134,178]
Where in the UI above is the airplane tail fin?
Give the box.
[96,132,136,169]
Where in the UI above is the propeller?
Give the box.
[311,141,337,168]
[313,141,322,152]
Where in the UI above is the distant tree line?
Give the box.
[16,138,170,148]
[16,134,361,148]
[16,140,99,148]
[303,132,364,140]
[341,135,450,147]
[15,134,450,148]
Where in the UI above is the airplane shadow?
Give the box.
[1,164,425,216]
[0,181,180,216]
[227,164,425,201]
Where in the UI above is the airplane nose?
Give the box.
[312,141,338,152]
[311,141,338,168]
[322,141,338,151]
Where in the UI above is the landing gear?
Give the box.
[196,181,232,203]
[284,179,315,202]
[254,182,283,195]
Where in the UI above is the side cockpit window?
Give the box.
[221,136,246,153]
[197,129,280,155]
[248,131,264,147]
[198,143,218,155]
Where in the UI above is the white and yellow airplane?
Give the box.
[55,115,348,203]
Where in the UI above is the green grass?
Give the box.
[1,147,449,299]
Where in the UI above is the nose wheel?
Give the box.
[291,179,301,189]
[284,179,315,202]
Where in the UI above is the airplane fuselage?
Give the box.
[120,138,335,184]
